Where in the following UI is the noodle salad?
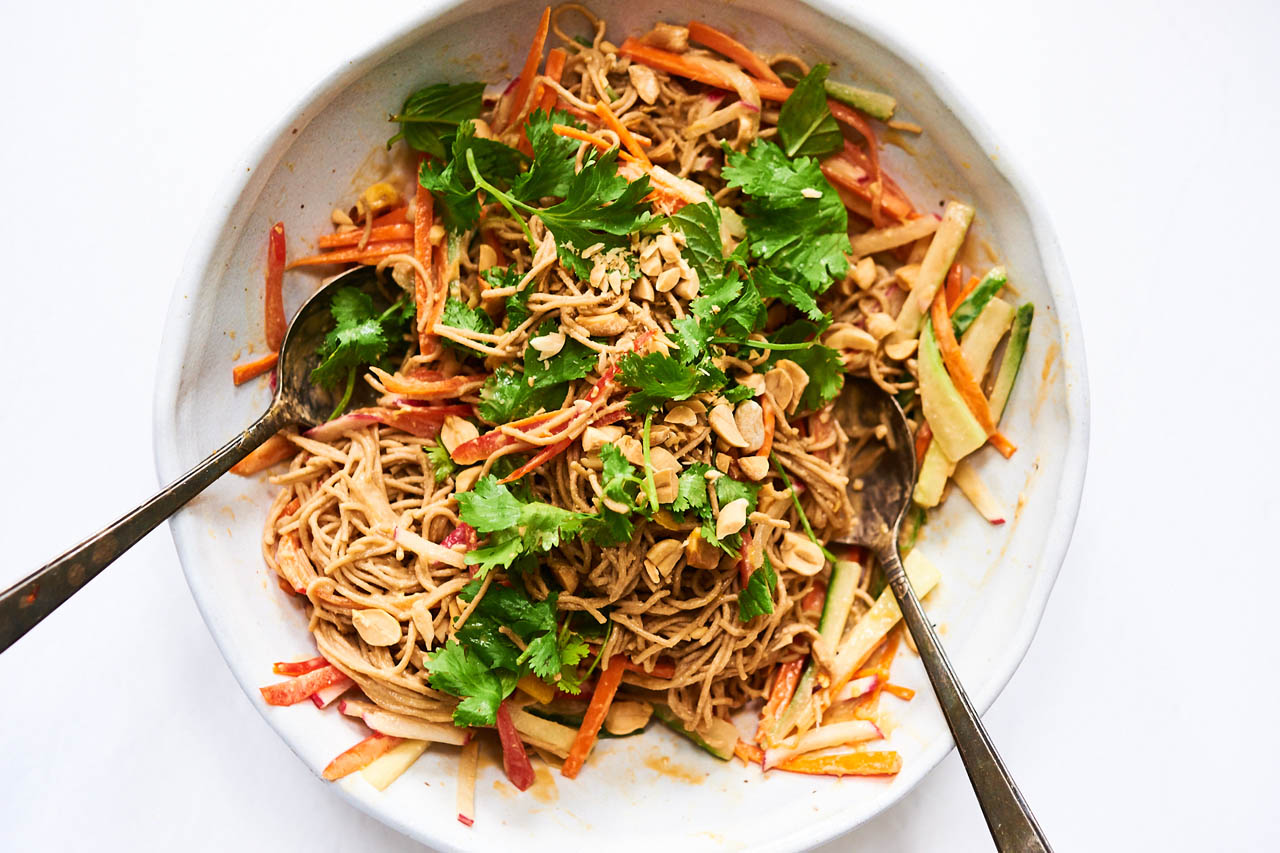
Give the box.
[229,5,1034,824]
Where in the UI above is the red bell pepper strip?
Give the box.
[232,351,279,386]
[376,372,486,399]
[264,222,288,351]
[322,732,404,781]
[451,410,561,465]
[687,21,782,83]
[316,223,414,249]
[272,656,328,676]
[495,701,536,791]
[286,240,415,269]
[561,655,626,778]
[497,367,621,483]
[259,664,349,706]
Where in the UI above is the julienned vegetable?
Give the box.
[231,6,1042,825]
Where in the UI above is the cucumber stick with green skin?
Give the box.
[988,303,1034,420]
[767,557,862,742]
[950,267,1007,338]
[822,79,896,121]
[651,704,732,760]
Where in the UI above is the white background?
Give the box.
[1,0,1277,850]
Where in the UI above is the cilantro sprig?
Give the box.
[425,579,590,726]
[310,287,414,418]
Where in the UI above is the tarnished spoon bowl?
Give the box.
[0,266,386,652]
[832,377,1052,852]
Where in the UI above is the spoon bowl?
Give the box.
[0,264,385,652]
[829,376,1052,851]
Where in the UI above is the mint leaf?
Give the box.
[388,82,486,158]
[777,64,842,158]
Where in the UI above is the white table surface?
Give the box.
[2,0,1277,849]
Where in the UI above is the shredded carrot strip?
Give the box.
[930,290,1016,458]
[852,631,901,720]
[618,38,791,102]
[944,262,965,309]
[501,5,551,132]
[949,275,981,316]
[882,683,916,701]
[230,433,294,476]
[322,733,403,781]
[756,658,804,743]
[287,240,415,269]
[593,99,651,168]
[272,656,328,676]
[562,655,626,778]
[552,123,615,152]
[368,206,408,227]
[776,750,902,777]
[264,222,287,351]
[232,351,279,385]
[536,46,567,114]
[317,223,413,249]
[914,421,932,464]
[413,165,436,354]
[687,21,781,83]
[735,740,765,766]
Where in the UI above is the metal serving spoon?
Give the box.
[832,377,1052,852]
[0,266,386,654]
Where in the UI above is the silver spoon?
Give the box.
[833,377,1052,852]
[0,266,388,653]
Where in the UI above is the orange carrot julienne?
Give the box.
[593,99,651,168]
[949,275,980,316]
[322,733,403,781]
[775,750,902,777]
[944,262,965,310]
[230,432,294,476]
[316,223,413,249]
[756,658,804,743]
[553,123,620,153]
[852,630,901,720]
[536,47,567,113]
[501,5,551,133]
[232,351,279,386]
[618,38,791,101]
[735,739,765,766]
[882,683,916,701]
[930,290,1017,458]
[562,655,626,778]
[264,222,287,351]
[687,21,781,84]
[756,396,775,458]
[287,240,415,269]
[368,206,408,228]
[413,168,435,354]
[914,421,932,464]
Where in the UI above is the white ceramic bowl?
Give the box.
[153,1,1088,850]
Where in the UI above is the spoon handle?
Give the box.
[0,407,288,654]
[878,543,1053,852]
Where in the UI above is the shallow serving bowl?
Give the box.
[152,1,1088,850]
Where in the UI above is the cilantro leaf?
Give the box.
[753,267,825,322]
[310,287,410,399]
[388,82,486,158]
[478,366,566,423]
[426,443,457,480]
[523,322,596,386]
[599,444,642,508]
[438,296,495,353]
[738,556,778,622]
[483,266,533,328]
[721,140,849,290]
[716,474,760,514]
[777,64,843,158]
[419,122,528,231]
[764,329,845,410]
[536,148,654,276]
[510,109,584,202]
[455,475,523,532]
[424,639,517,726]
[670,463,712,514]
[617,352,728,413]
